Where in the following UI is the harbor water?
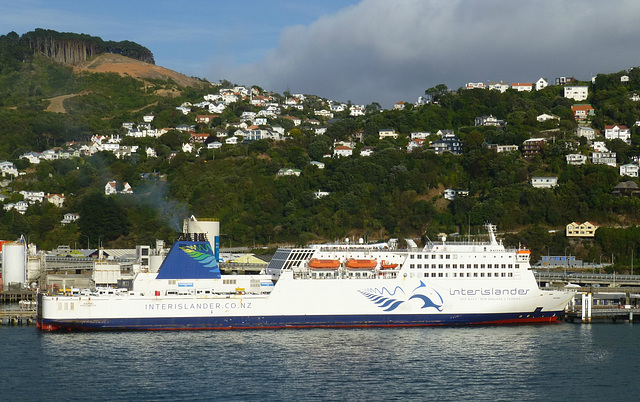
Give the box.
[1,324,638,401]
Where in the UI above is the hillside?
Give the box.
[1,29,640,273]
[74,53,201,88]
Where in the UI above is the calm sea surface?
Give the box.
[0,323,638,401]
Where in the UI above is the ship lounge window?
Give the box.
[410,254,415,259]
[487,264,492,268]
[417,264,422,269]
[446,255,450,259]
[417,255,422,259]
[502,264,506,269]
[438,273,443,277]
[501,273,506,277]
[439,255,444,259]
[431,273,436,277]
[467,273,471,277]
[474,264,478,269]
[515,264,520,269]
[453,273,457,277]
[487,273,491,277]
[424,273,428,278]
[438,264,443,269]
[453,264,457,269]
[481,264,485,269]
[431,255,436,259]
[446,264,450,269]
[508,273,513,277]
[473,273,478,277]
[410,264,415,269]
[480,273,485,277]
[467,264,472,269]
[508,264,513,269]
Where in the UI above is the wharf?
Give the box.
[562,288,640,323]
[0,310,36,326]
[0,290,36,303]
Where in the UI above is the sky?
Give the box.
[2,0,640,107]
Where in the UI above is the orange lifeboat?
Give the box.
[516,249,531,255]
[346,259,377,269]
[309,258,341,270]
[380,261,399,269]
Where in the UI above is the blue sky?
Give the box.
[2,1,640,107]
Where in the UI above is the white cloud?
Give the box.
[209,0,640,107]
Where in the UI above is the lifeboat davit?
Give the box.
[380,261,399,269]
[309,258,340,269]
[346,259,377,269]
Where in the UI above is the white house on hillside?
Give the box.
[531,177,558,188]
[564,86,589,101]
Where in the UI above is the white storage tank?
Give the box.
[2,242,26,285]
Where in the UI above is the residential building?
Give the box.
[531,177,558,188]
[566,221,598,238]
[443,189,469,201]
[619,163,639,177]
[430,133,462,155]
[488,81,509,93]
[276,168,301,177]
[487,144,519,153]
[564,86,589,101]
[20,191,45,204]
[475,115,505,127]
[45,193,65,208]
[591,152,617,167]
[379,129,399,140]
[333,145,353,158]
[393,102,406,110]
[566,154,587,165]
[314,191,330,199]
[360,147,375,157]
[407,139,427,152]
[537,114,560,122]
[105,181,117,195]
[61,213,80,225]
[511,82,533,92]
[571,104,595,120]
[576,126,596,140]
[555,76,576,85]
[612,181,640,196]
[521,138,546,157]
[121,182,133,194]
[621,75,630,83]
[604,125,631,144]
[195,115,218,124]
[466,82,486,89]
[535,78,548,91]
[309,161,325,169]
[411,132,431,140]
[591,141,608,152]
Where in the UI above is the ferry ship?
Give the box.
[37,225,574,331]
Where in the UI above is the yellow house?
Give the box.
[566,221,598,238]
